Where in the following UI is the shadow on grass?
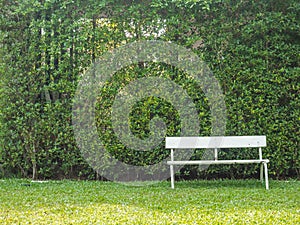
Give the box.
[170,179,268,189]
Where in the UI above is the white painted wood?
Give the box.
[166,135,269,189]
[166,136,266,149]
[259,147,263,160]
[260,164,264,182]
[214,148,218,160]
[167,159,269,165]
[264,162,269,190]
[170,149,174,189]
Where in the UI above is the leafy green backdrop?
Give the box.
[0,0,299,180]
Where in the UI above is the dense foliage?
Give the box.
[0,0,299,180]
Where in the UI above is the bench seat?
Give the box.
[167,159,269,165]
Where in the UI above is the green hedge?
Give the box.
[0,0,299,180]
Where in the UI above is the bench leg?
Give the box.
[264,162,269,190]
[260,164,264,183]
[170,165,174,189]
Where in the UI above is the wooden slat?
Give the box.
[167,159,269,165]
[165,136,266,149]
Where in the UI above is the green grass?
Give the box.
[0,179,299,224]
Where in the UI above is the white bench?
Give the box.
[166,136,269,189]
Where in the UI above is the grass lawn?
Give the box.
[0,179,299,224]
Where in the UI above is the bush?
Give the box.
[0,0,299,179]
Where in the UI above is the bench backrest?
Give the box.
[165,136,266,149]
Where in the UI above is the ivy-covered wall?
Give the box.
[0,0,299,180]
